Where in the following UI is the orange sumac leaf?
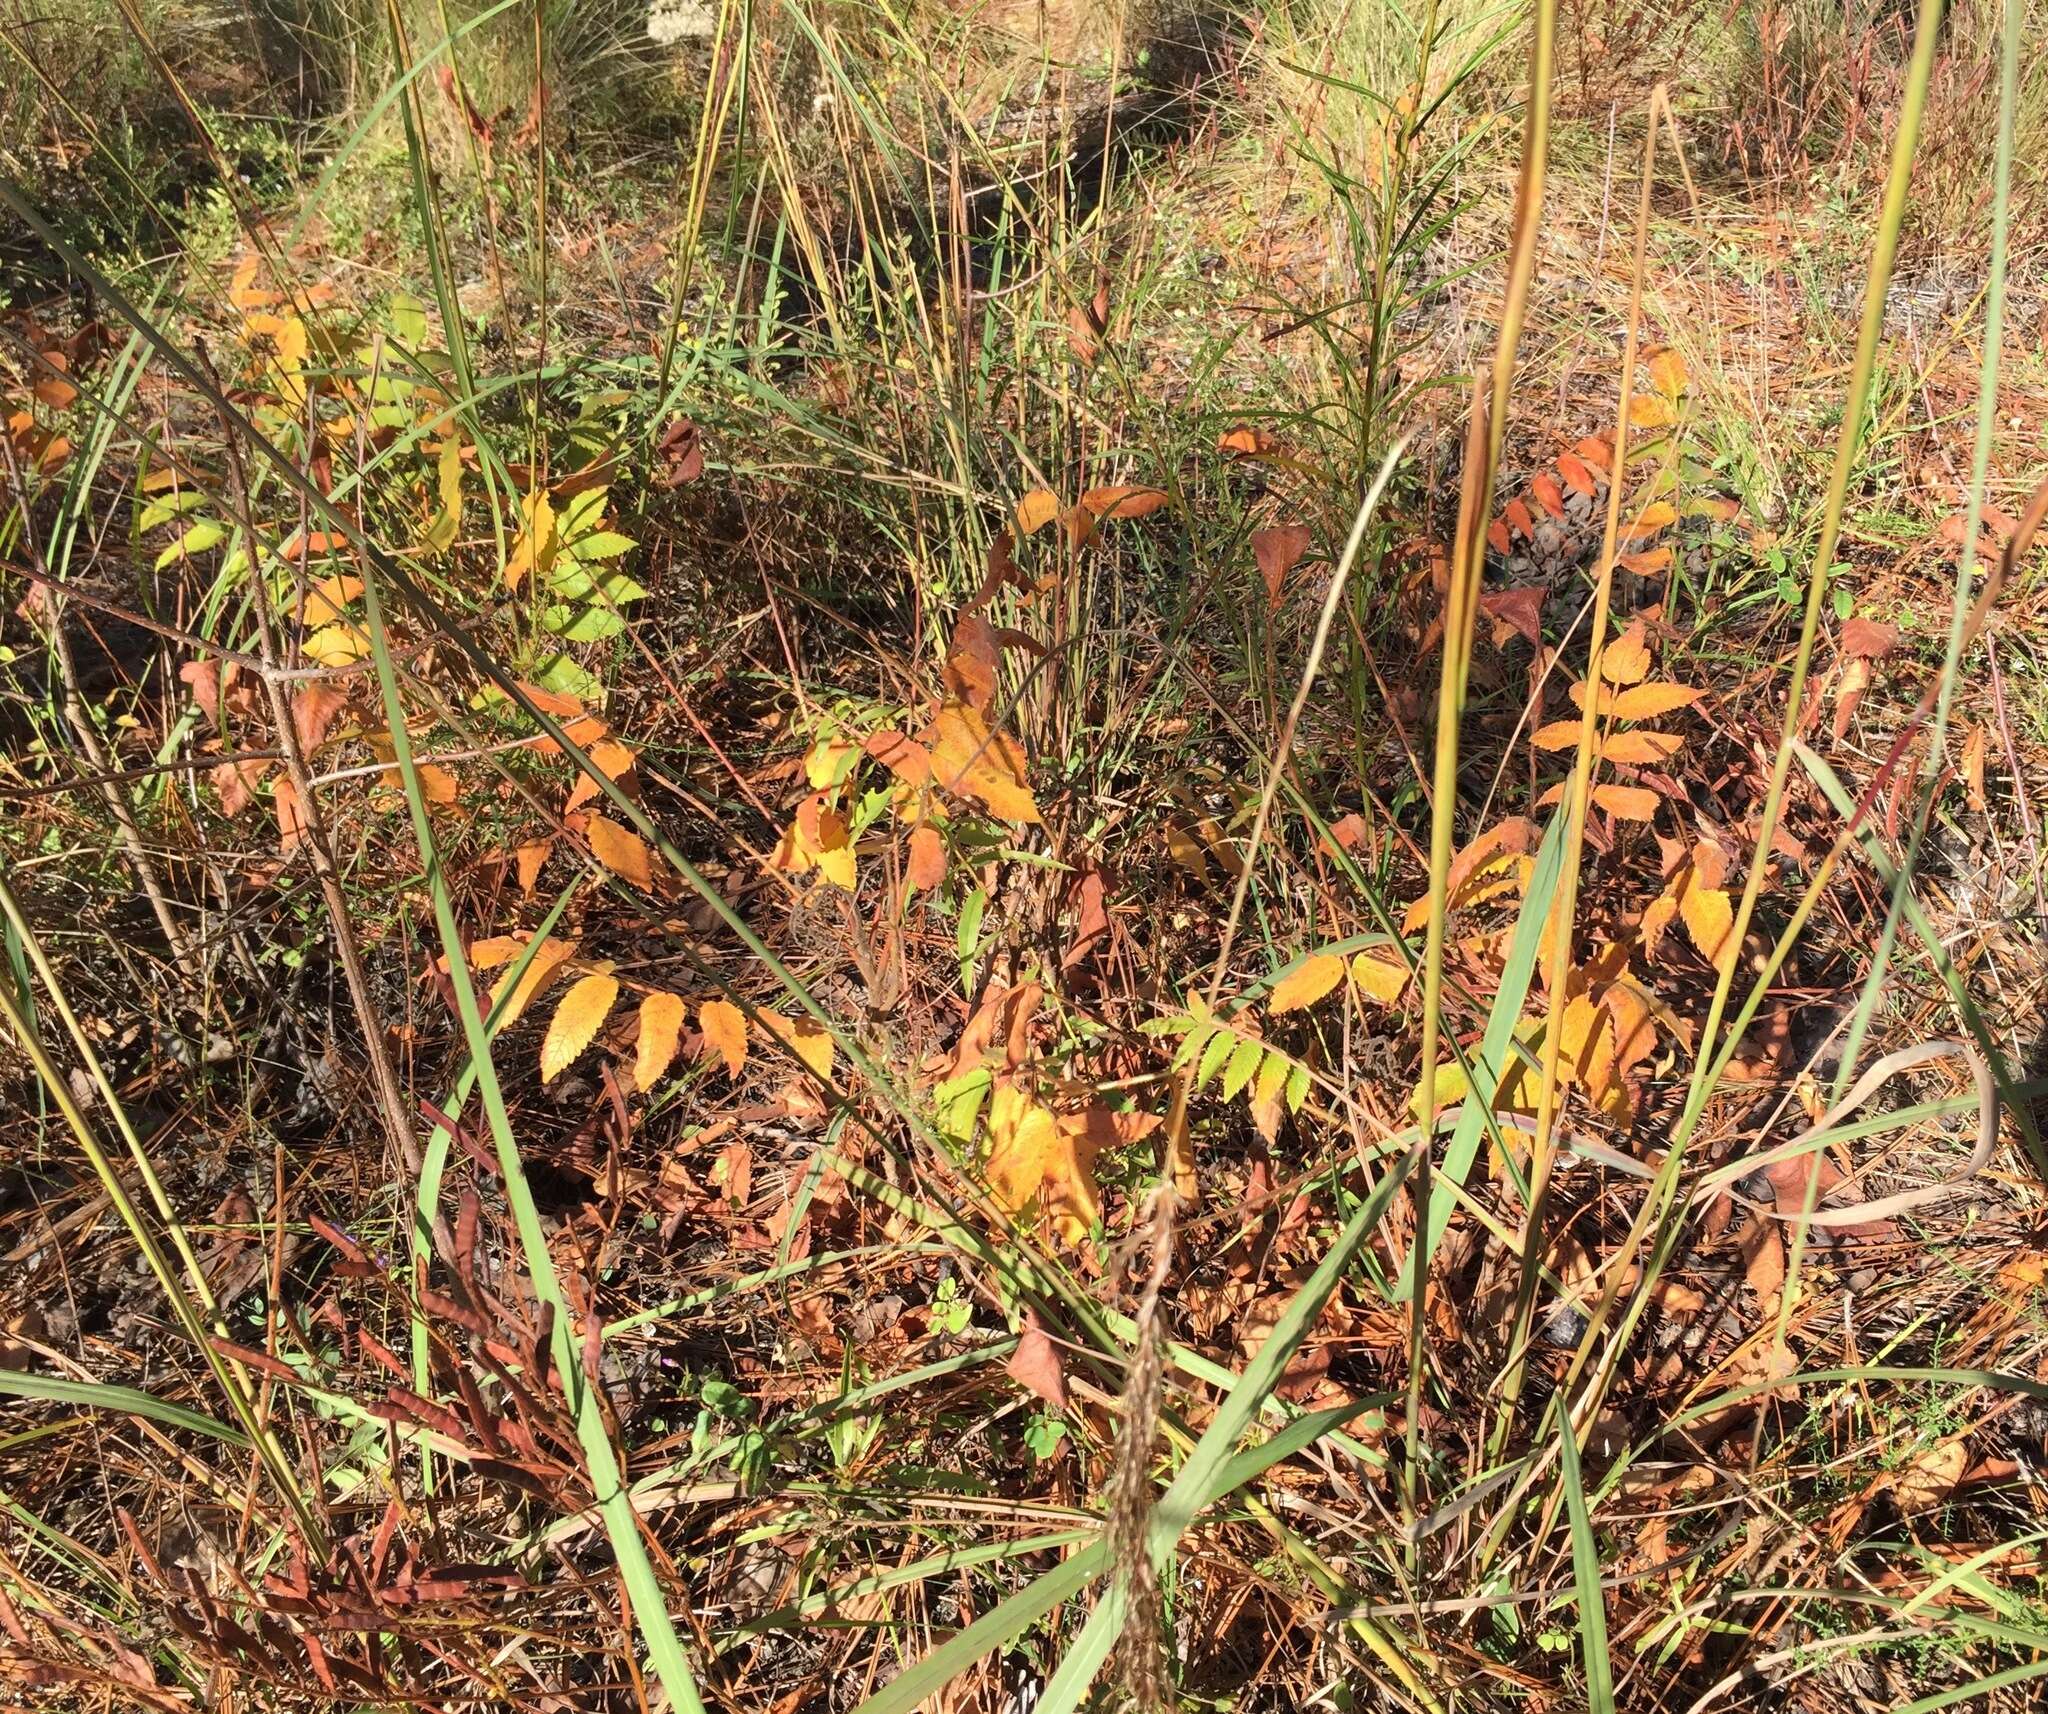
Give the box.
[1557,452,1599,496]
[634,991,686,1090]
[924,699,1041,824]
[488,935,576,1029]
[1081,485,1170,521]
[541,972,618,1084]
[515,839,552,894]
[864,728,932,786]
[1269,952,1345,1015]
[1532,719,1583,751]
[1571,681,1707,720]
[1015,489,1061,535]
[1487,519,1511,555]
[1530,473,1566,518]
[1599,620,1653,686]
[1574,436,1613,472]
[588,816,655,887]
[1680,881,1736,975]
[699,999,747,1076]
[1592,783,1661,821]
[1505,498,1535,538]
[761,1011,834,1081]
[1625,500,1678,537]
[1600,729,1686,766]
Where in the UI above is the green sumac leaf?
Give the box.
[543,605,626,643]
[535,653,602,698]
[1196,1027,1235,1090]
[155,518,226,569]
[566,530,635,562]
[1221,1034,1262,1100]
[389,290,428,347]
[1285,1059,1310,1113]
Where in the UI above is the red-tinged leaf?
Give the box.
[1839,617,1899,658]
[291,684,349,753]
[1064,302,1102,365]
[1557,451,1599,495]
[274,777,309,851]
[1006,1306,1068,1409]
[654,417,704,487]
[1504,498,1535,538]
[944,612,1001,711]
[865,727,933,787]
[1479,586,1545,648]
[1592,783,1661,821]
[210,757,266,817]
[1252,524,1312,607]
[1530,473,1567,518]
[1487,519,1512,555]
[1402,818,1536,932]
[906,823,947,891]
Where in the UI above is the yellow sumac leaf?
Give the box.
[540,972,618,1084]
[633,991,686,1090]
[1680,882,1736,975]
[1600,729,1686,766]
[699,999,747,1076]
[1269,952,1344,1015]
[805,733,859,791]
[588,815,654,887]
[762,1011,834,1081]
[1628,393,1675,429]
[1592,784,1661,821]
[1599,620,1653,686]
[1557,992,1615,1099]
[440,933,524,974]
[1641,893,1678,960]
[1648,348,1689,397]
[924,698,1041,824]
[416,763,458,805]
[1350,951,1410,1004]
[303,623,369,666]
[1015,489,1061,535]
[1625,500,1679,537]
[504,489,555,590]
[1532,719,1584,752]
[985,1081,1100,1247]
[1603,978,1658,1078]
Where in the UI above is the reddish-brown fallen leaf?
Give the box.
[291,684,349,753]
[1487,519,1512,555]
[1251,524,1312,607]
[1840,617,1900,658]
[274,778,309,851]
[654,417,704,487]
[906,824,947,892]
[1006,1306,1068,1409]
[944,612,1001,711]
[1479,586,1545,649]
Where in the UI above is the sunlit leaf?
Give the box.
[924,699,1041,824]
[1268,952,1345,1015]
[1015,489,1060,535]
[588,816,655,887]
[699,999,747,1076]
[1592,784,1661,821]
[1599,620,1653,686]
[761,1011,834,1081]
[541,973,618,1084]
[634,991,686,1091]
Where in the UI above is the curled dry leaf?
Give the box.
[1888,1439,1967,1515]
[1401,818,1536,933]
[943,613,1001,712]
[634,991,686,1091]
[698,999,747,1076]
[1479,586,1545,649]
[540,973,618,1085]
[1268,952,1345,1015]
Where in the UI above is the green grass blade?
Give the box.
[0,1370,250,1446]
[1556,1406,1614,1713]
